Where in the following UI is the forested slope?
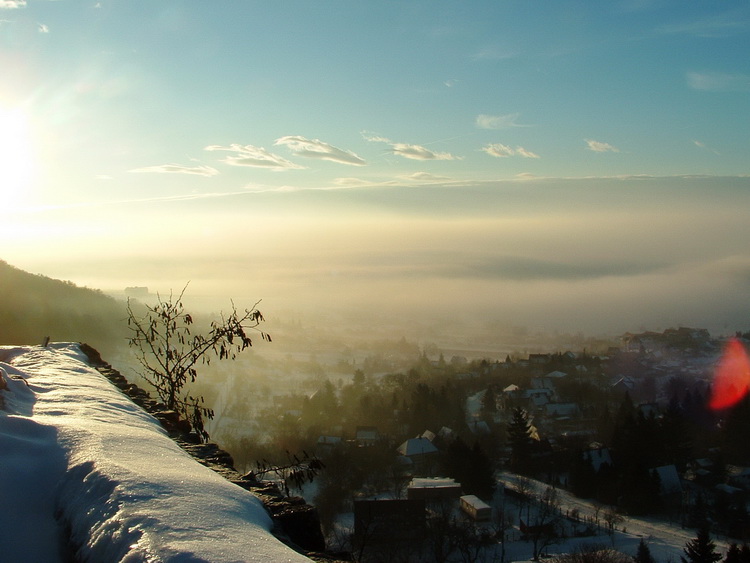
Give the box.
[0,260,126,354]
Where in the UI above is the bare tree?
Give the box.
[603,507,624,546]
[126,285,269,440]
[523,486,562,561]
[551,544,632,563]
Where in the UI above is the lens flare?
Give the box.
[709,338,750,411]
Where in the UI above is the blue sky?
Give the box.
[1,1,749,335]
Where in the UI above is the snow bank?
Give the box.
[0,343,311,562]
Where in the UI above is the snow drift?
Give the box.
[0,343,311,562]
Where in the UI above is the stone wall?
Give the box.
[78,344,347,562]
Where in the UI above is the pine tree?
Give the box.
[681,527,722,563]
[725,544,741,563]
[634,538,656,563]
[507,407,533,474]
[482,386,497,419]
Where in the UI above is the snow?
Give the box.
[0,343,311,562]
[497,472,731,562]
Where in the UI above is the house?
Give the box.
[421,429,436,442]
[652,464,682,495]
[726,466,750,491]
[524,389,552,409]
[407,477,462,503]
[544,403,580,419]
[397,437,439,474]
[316,435,342,454]
[460,495,492,521]
[531,377,556,391]
[529,354,551,365]
[356,426,380,446]
[583,446,612,472]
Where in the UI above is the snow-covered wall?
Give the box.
[0,343,312,562]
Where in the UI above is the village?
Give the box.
[203,326,750,562]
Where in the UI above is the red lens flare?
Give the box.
[709,338,750,411]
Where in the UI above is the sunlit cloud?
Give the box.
[333,177,379,188]
[398,172,452,182]
[391,143,458,161]
[274,135,366,166]
[687,71,750,92]
[364,133,459,161]
[361,132,391,144]
[129,164,220,177]
[475,113,529,129]
[333,172,453,188]
[0,0,26,8]
[585,139,620,153]
[482,143,539,158]
[205,144,304,170]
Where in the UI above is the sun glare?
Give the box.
[0,106,35,208]
[709,338,750,411]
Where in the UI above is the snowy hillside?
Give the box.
[0,343,311,562]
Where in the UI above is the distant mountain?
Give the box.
[0,260,127,353]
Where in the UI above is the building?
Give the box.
[460,495,492,521]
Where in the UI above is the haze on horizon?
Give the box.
[1,2,749,339]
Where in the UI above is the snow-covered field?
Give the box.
[496,472,731,563]
[0,343,311,562]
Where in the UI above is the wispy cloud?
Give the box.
[391,143,458,161]
[656,13,750,38]
[0,0,26,8]
[398,172,452,182]
[364,133,460,161]
[129,164,219,177]
[205,144,304,170]
[687,71,750,92]
[274,135,366,166]
[482,143,540,158]
[475,113,529,129]
[585,139,620,153]
[693,140,721,155]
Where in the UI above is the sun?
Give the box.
[0,106,35,207]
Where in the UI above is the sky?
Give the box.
[1,1,749,337]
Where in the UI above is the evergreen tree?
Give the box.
[466,442,496,500]
[682,527,722,563]
[725,544,741,563]
[568,450,597,498]
[507,407,533,474]
[634,538,656,563]
[481,386,497,419]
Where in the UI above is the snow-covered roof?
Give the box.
[397,437,438,456]
[0,344,311,562]
[409,477,459,489]
[652,464,682,495]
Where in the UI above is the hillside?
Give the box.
[0,260,127,355]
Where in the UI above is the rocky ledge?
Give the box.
[79,344,347,563]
